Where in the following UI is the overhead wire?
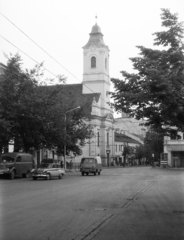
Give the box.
[0,12,108,105]
[0,12,78,82]
[0,12,143,136]
[0,35,59,80]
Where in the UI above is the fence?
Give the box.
[66,163,80,171]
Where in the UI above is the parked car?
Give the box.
[31,163,65,180]
[0,152,34,179]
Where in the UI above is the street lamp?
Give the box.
[64,106,80,169]
[106,149,111,167]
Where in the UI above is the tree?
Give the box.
[0,54,93,156]
[134,145,145,164]
[111,9,184,135]
[122,145,132,166]
[0,54,52,152]
[143,130,164,162]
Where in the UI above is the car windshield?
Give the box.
[81,158,95,163]
[1,156,15,163]
[41,159,54,163]
[39,163,52,168]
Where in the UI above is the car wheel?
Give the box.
[98,171,101,175]
[59,173,62,179]
[82,172,84,176]
[33,177,37,180]
[46,173,51,180]
[10,171,15,180]
[94,171,96,176]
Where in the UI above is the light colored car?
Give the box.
[31,163,65,180]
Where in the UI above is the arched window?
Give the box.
[105,58,107,69]
[97,132,100,147]
[91,56,96,68]
[107,132,109,147]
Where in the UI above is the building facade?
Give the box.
[164,134,184,168]
[75,23,115,166]
[74,22,143,165]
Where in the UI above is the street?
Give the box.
[0,167,184,240]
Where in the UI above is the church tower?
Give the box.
[82,21,112,117]
[82,20,115,166]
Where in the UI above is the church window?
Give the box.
[105,58,107,69]
[91,56,96,68]
[97,132,100,147]
[107,132,109,147]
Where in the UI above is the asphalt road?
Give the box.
[0,167,184,240]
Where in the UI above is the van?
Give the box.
[0,152,34,179]
[80,156,102,176]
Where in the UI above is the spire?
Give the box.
[83,16,107,49]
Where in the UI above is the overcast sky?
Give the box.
[0,0,184,87]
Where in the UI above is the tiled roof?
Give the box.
[41,83,100,117]
[115,133,141,145]
[131,132,144,141]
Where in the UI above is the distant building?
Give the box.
[164,133,184,168]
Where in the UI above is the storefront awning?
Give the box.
[167,145,184,151]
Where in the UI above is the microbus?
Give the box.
[0,152,34,179]
[80,156,102,176]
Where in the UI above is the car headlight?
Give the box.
[3,168,11,172]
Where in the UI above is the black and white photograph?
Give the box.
[0,0,184,239]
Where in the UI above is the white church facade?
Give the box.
[73,22,142,166]
[75,22,115,166]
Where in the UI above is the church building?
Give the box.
[0,21,143,166]
[74,22,115,166]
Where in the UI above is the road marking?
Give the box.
[118,178,159,208]
[70,176,160,240]
[70,214,115,240]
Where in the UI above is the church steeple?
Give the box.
[82,20,111,117]
[83,23,107,49]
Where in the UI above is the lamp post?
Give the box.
[106,149,111,167]
[64,106,80,169]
